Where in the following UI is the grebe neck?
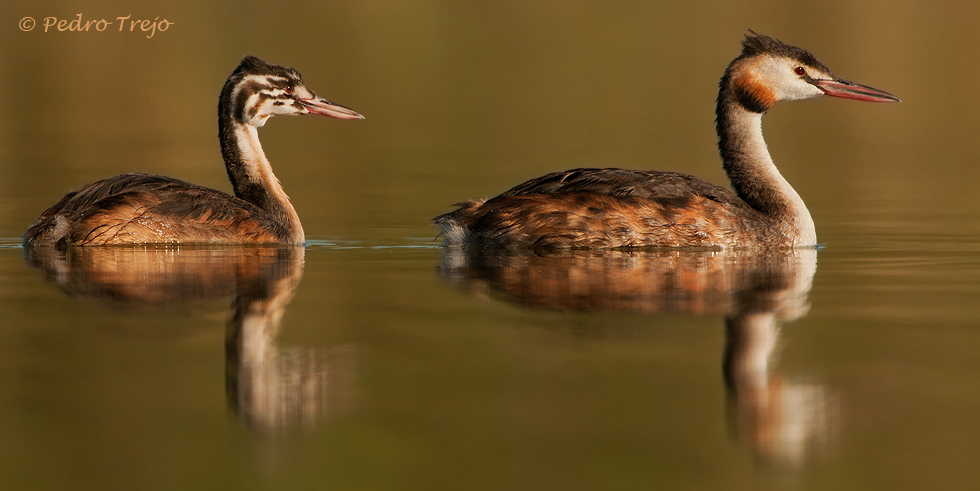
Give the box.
[716,91,816,246]
[218,110,304,244]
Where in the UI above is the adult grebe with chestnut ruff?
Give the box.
[434,33,899,249]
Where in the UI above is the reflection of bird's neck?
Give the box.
[723,311,779,391]
[226,248,304,363]
[218,83,303,243]
[723,305,837,466]
[226,247,356,431]
[716,71,816,246]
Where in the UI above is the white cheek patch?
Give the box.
[233,75,305,125]
[757,58,825,102]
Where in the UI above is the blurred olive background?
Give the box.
[2,0,978,246]
[2,1,980,490]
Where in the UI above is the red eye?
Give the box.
[794,66,806,76]
[284,84,293,94]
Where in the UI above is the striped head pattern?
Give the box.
[221,56,363,127]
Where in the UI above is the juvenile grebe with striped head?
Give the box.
[434,33,899,249]
[24,56,363,247]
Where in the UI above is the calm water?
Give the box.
[3,0,980,490]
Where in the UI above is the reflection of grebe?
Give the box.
[26,245,354,432]
[435,33,898,249]
[24,57,362,248]
[440,248,833,466]
[439,249,815,315]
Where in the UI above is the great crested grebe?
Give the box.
[434,33,899,249]
[23,56,363,247]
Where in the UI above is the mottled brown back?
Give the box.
[24,173,288,247]
[435,168,779,248]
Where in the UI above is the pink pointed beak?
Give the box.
[814,79,901,103]
[298,98,365,120]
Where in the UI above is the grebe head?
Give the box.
[725,32,900,113]
[222,55,364,127]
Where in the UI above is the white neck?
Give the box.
[229,125,304,243]
[719,104,816,246]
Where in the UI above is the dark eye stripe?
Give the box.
[234,76,300,121]
[234,81,269,122]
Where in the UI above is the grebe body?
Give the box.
[24,56,362,247]
[434,34,899,249]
